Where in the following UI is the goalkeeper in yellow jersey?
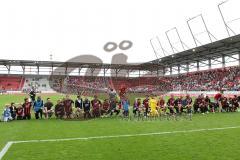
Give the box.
[149,95,159,117]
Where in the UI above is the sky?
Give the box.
[0,0,239,64]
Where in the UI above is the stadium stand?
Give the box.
[157,66,240,91]
[0,66,240,93]
[60,66,240,92]
[0,76,24,91]
[22,77,54,93]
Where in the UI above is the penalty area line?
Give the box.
[1,125,240,159]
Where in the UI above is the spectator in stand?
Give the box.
[33,96,44,119]
[22,98,32,120]
[43,98,54,119]
[54,66,240,93]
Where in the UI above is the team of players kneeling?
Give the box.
[1,93,240,122]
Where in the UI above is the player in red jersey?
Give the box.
[16,103,24,120]
[63,95,74,118]
[91,95,102,118]
[194,95,203,113]
[214,92,222,112]
[167,94,175,114]
[214,93,222,102]
[143,95,149,117]
[22,98,32,120]
[157,96,166,115]
[220,96,229,112]
[119,86,127,100]
[55,99,65,119]
[101,99,110,116]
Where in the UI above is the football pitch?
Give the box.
[0,94,240,160]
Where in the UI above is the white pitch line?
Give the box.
[0,142,13,160]
[0,125,240,159]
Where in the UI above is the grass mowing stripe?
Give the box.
[1,125,240,160]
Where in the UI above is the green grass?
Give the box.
[0,94,240,160]
[6,129,240,160]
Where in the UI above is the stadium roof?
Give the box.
[0,34,240,74]
[148,34,240,68]
[0,59,159,72]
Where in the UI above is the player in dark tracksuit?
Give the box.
[194,95,203,113]
[55,100,65,119]
[183,94,192,114]
[133,98,141,117]
[75,95,83,117]
[108,99,120,116]
[75,95,83,110]
[83,98,91,119]
[174,96,183,114]
[29,89,36,103]
[232,95,239,112]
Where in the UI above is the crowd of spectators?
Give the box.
[158,66,240,91]
[48,66,240,93]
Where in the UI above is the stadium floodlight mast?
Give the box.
[165,27,189,53]
[150,38,159,59]
[150,37,168,62]
[165,29,177,54]
[187,14,217,47]
[156,36,167,57]
[218,0,237,37]
[186,18,198,47]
